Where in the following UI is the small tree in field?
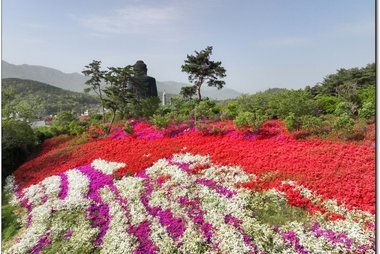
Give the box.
[103,66,136,134]
[82,60,106,123]
[181,46,226,101]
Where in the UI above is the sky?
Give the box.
[2,0,375,93]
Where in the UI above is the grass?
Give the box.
[2,191,23,250]
[249,190,310,226]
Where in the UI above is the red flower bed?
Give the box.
[13,120,375,214]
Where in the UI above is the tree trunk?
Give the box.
[107,110,116,135]
[98,87,106,124]
[197,85,202,101]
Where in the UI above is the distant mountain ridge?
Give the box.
[2,60,241,100]
[2,61,88,92]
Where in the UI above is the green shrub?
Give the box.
[34,126,54,143]
[124,121,134,134]
[349,118,367,140]
[220,101,239,120]
[358,85,375,119]
[193,99,220,120]
[333,113,355,137]
[150,114,171,129]
[234,110,268,131]
[136,97,160,118]
[358,101,375,119]
[235,90,279,117]
[300,115,323,133]
[195,122,225,135]
[234,111,254,130]
[2,191,22,243]
[51,111,77,134]
[68,120,87,136]
[89,113,103,121]
[316,96,342,114]
[169,113,191,124]
[284,113,298,131]
[169,97,198,117]
[334,101,357,117]
[269,90,319,119]
[2,119,38,179]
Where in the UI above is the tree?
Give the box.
[103,66,137,134]
[82,60,106,123]
[180,86,197,99]
[269,90,319,119]
[2,87,16,119]
[316,63,375,97]
[181,46,226,100]
[2,119,38,179]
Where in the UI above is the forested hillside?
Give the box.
[2,78,100,119]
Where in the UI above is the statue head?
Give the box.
[133,60,147,75]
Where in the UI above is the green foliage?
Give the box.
[43,210,98,254]
[349,118,368,140]
[234,111,268,131]
[180,86,197,99]
[316,63,375,96]
[169,97,198,116]
[34,126,55,143]
[90,113,103,121]
[2,191,22,243]
[82,60,106,95]
[130,97,160,119]
[193,99,220,120]
[235,89,286,117]
[47,111,88,136]
[334,101,357,117]
[51,111,77,134]
[102,66,137,134]
[103,66,136,114]
[82,60,107,122]
[359,101,375,119]
[248,191,309,226]
[195,122,225,135]
[169,112,191,124]
[220,100,239,120]
[333,113,355,137]
[300,115,323,133]
[2,120,37,151]
[269,90,319,119]
[1,87,16,118]
[284,113,298,131]
[234,112,254,130]
[358,85,375,119]
[150,114,171,129]
[2,119,38,178]
[124,122,134,134]
[68,121,87,136]
[2,78,100,119]
[181,46,227,100]
[316,96,342,114]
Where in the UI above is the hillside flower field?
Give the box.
[3,120,375,253]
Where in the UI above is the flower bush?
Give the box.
[4,153,375,253]
[4,120,375,253]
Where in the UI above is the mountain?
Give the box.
[2,78,100,118]
[2,60,241,100]
[2,61,88,93]
[156,81,241,100]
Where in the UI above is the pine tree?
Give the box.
[181,46,227,101]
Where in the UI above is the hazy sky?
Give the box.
[2,0,375,93]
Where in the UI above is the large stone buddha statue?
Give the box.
[129,60,158,99]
